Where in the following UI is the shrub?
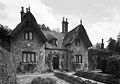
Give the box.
[106,56,120,76]
[75,70,119,84]
[101,59,107,73]
[54,72,97,84]
[31,77,57,84]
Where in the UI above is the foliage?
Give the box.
[0,24,12,51]
[107,37,120,55]
[38,24,51,31]
[31,77,56,84]
[106,56,120,76]
[100,59,107,73]
[54,72,97,84]
[75,70,118,84]
[0,24,12,39]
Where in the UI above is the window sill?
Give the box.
[21,62,37,64]
[73,62,82,64]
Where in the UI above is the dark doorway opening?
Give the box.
[53,57,59,69]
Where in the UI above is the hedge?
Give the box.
[74,70,119,84]
[54,72,97,84]
[31,77,57,84]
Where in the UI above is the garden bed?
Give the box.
[54,72,97,84]
[74,70,120,84]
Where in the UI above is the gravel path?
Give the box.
[17,73,70,84]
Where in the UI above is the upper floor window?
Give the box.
[49,39,58,46]
[75,55,82,63]
[22,51,36,63]
[24,31,33,40]
[75,39,80,46]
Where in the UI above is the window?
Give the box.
[24,31,33,40]
[22,52,36,63]
[76,55,82,63]
[75,39,80,45]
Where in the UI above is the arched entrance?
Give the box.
[53,56,59,69]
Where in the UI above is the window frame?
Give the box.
[24,31,33,40]
[75,55,82,63]
[75,39,80,46]
[22,51,36,63]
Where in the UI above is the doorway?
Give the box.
[53,57,59,69]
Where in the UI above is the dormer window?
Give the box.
[75,39,80,45]
[49,39,57,46]
[24,31,33,40]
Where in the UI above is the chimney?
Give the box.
[101,39,104,49]
[26,8,29,12]
[20,6,25,22]
[62,17,68,33]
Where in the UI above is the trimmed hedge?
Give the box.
[54,72,97,84]
[31,77,57,84]
[74,70,119,84]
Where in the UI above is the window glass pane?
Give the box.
[25,32,28,39]
[29,32,33,40]
[79,55,82,63]
[31,53,35,62]
[27,53,31,62]
[23,53,26,62]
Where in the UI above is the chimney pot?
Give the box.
[63,17,65,21]
[26,8,29,12]
[66,18,67,22]
[21,6,24,11]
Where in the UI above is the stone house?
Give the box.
[9,7,92,73]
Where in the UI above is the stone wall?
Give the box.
[11,26,47,73]
[0,46,16,84]
[64,38,89,71]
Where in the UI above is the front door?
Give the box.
[53,57,59,69]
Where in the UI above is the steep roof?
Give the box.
[10,11,47,42]
[42,30,63,49]
[63,24,92,48]
[42,30,57,41]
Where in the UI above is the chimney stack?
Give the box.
[26,8,29,12]
[62,17,68,33]
[101,39,104,49]
[20,6,25,22]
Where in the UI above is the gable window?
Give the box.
[22,52,36,63]
[24,31,33,40]
[75,39,80,46]
[75,55,82,63]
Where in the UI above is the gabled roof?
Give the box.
[63,24,92,48]
[42,30,57,41]
[10,11,47,42]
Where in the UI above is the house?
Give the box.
[9,7,92,73]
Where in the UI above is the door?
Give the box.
[53,57,59,69]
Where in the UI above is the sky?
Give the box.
[0,0,120,47]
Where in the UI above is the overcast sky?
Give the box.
[0,0,120,47]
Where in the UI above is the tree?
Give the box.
[117,32,120,42]
[107,37,116,53]
[38,24,51,31]
[0,24,12,51]
[0,24,12,39]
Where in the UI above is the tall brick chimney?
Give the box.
[101,39,104,49]
[20,6,25,22]
[62,17,68,33]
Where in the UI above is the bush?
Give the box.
[74,70,119,84]
[101,59,107,73]
[31,77,56,84]
[106,56,120,76]
[54,72,97,84]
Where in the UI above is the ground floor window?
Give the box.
[76,55,82,63]
[22,52,36,63]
